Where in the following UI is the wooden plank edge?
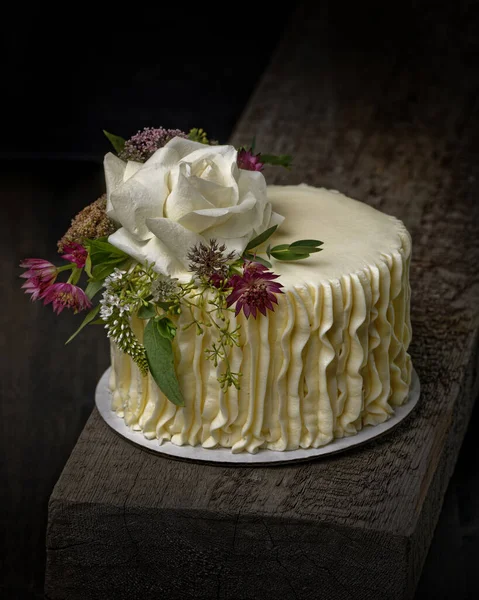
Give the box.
[406,329,479,598]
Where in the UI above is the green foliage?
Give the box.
[260,153,293,169]
[65,305,100,344]
[267,239,323,261]
[103,130,126,154]
[90,261,128,282]
[156,317,177,340]
[137,304,157,319]
[188,128,209,144]
[85,280,104,300]
[83,238,128,260]
[244,225,278,253]
[242,253,272,268]
[83,238,130,282]
[144,319,184,406]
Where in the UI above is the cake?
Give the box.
[21,127,412,455]
[108,183,412,454]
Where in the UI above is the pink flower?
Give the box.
[120,127,188,162]
[61,242,88,268]
[237,148,264,172]
[40,283,92,315]
[226,262,283,318]
[20,259,57,301]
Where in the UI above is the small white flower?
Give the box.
[100,305,113,319]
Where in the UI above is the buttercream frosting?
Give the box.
[109,184,412,453]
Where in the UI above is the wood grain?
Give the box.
[45,2,479,599]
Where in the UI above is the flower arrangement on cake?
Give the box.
[21,127,322,406]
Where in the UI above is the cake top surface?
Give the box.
[266,184,409,288]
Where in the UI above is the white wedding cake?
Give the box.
[108,183,412,453]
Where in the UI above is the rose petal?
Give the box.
[178,194,257,235]
[165,137,238,165]
[213,235,251,256]
[104,152,127,221]
[145,218,205,271]
[123,160,143,181]
[165,164,216,222]
[267,208,285,230]
[206,192,260,238]
[189,175,236,208]
[108,228,186,278]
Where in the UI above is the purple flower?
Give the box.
[61,242,87,268]
[20,259,57,301]
[120,127,188,162]
[40,283,92,315]
[226,262,283,318]
[237,148,264,172]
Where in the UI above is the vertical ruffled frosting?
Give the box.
[108,223,412,454]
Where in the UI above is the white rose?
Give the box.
[104,137,284,277]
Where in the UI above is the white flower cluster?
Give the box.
[99,269,132,320]
[99,268,148,375]
[105,317,146,368]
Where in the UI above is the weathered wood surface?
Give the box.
[45,2,479,599]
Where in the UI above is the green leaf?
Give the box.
[270,250,312,261]
[260,153,293,169]
[84,238,128,258]
[84,239,129,280]
[290,239,323,247]
[85,252,93,278]
[65,305,101,344]
[85,279,104,300]
[269,244,312,261]
[244,225,278,252]
[250,136,256,153]
[288,246,322,254]
[83,235,108,246]
[91,259,128,282]
[156,317,177,340]
[268,243,289,253]
[103,130,126,154]
[144,320,184,406]
[137,304,157,320]
[69,266,82,286]
[243,253,272,269]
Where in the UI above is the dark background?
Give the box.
[2,2,478,599]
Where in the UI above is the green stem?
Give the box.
[57,263,76,273]
[67,267,82,285]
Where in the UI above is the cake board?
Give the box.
[95,367,421,466]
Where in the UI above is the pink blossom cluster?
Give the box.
[237,148,264,172]
[20,243,91,315]
[120,127,188,162]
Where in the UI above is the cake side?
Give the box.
[108,185,412,453]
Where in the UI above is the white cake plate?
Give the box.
[95,367,420,466]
